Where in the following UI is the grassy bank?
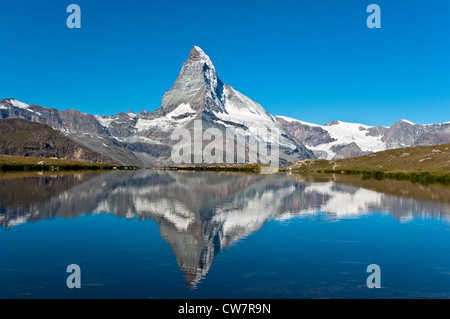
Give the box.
[0,154,116,172]
[289,143,450,184]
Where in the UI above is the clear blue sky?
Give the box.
[1,0,449,126]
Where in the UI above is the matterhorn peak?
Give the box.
[188,46,215,69]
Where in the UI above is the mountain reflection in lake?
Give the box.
[0,170,449,298]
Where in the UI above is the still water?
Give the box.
[0,170,449,299]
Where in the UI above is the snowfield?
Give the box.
[276,116,387,160]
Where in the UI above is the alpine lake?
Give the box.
[0,169,449,299]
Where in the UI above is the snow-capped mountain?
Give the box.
[277,116,450,160]
[90,46,315,165]
[1,46,449,165]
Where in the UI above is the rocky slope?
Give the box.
[277,116,450,160]
[0,118,120,165]
[0,99,144,166]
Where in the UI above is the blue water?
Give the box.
[0,170,449,298]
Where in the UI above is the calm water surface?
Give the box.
[0,170,449,299]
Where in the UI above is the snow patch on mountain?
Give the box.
[94,102,197,133]
[399,119,415,125]
[9,99,30,109]
[211,86,296,149]
[94,115,115,128]
[134,106,197,132]
[276,116,320,127]
[216,87,273,125]
[277,117,387,160]
[321,121,385,151]
[2,99,42,115]
[166,103,195,118]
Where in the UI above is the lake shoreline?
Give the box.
[0,155,138,172]
[154,163,264,172]
[283,143,450,185]
[289,169,450,185]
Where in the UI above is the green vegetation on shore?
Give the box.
[0,155,138,172]
[289,143,450,184]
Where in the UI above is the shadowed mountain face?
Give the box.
[0,170,449,287]
[0,119,120,165]
[0,100,143,166]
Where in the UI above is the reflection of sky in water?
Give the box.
[0,170,449,298]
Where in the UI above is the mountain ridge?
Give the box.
[0,118,120,165]
[1,46,449,165]
[277,116,450,160]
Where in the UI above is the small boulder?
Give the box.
[400,152,410,157]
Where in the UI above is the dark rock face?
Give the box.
[0,99,144,166]
[0,118,119,165]
[0,99,108,136]
[277,117,336,147]
[383,120,450,149]
[107,112,138,137]
[330,142,369,159]
[366,126,389,137]
[414,128,450,146]
[160,46,224,115]
[382,120,428,149]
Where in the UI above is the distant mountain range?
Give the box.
[0,118,119,165]
[277,117,450,160]
[1,46,449,166]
